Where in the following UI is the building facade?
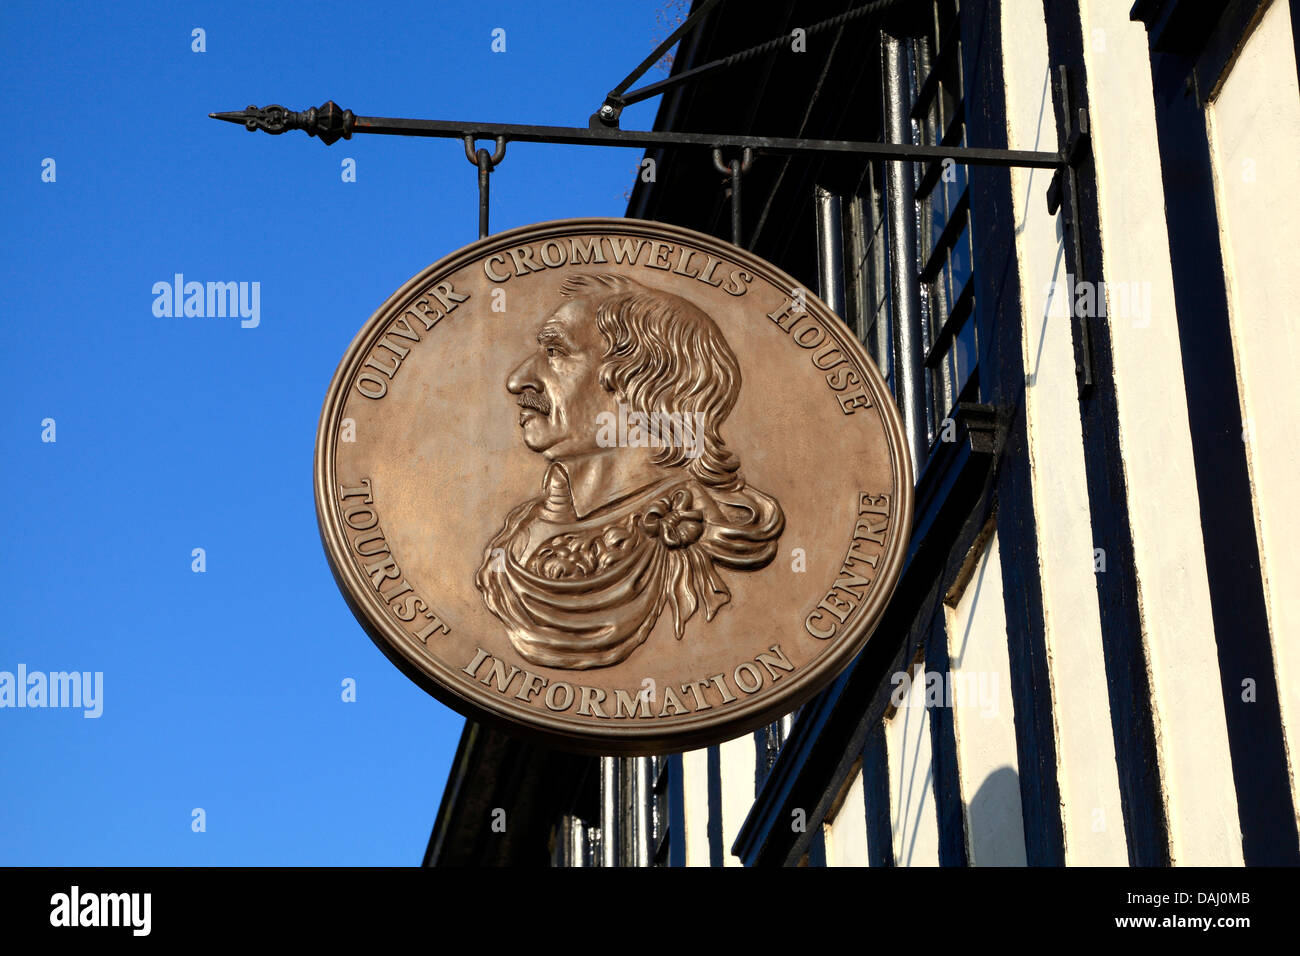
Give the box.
[426,0,1300,866]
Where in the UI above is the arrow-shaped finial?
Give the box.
[207,102,355,145]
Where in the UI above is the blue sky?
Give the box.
[0,0,673,865]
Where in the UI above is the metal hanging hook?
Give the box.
[712,147,754,247]
[464,136,507,239]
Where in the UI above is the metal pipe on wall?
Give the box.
[882,32,929,475]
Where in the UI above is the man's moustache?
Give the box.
[517,392,551,414]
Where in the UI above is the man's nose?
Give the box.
[507,352,542,395]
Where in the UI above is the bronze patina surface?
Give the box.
[315,218,913,754]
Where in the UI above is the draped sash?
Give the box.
[475,476,784,669]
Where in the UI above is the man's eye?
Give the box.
[545,347,560,358]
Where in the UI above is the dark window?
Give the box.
[650,754,671,866]
[908,0,978,444]
[753,0,981,811]
[845,161,894,390]
[832,0,978,469]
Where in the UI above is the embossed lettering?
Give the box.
[430,281,469,313]
[657,685,687,717]
[756,645,795,681]
[545,681,575,711]
[709,673,738,703]
[577,685,609,717]
[606,236,646,264]
[569,237,606,265]
[463,647,491,678]
[805,494,891,639]
[413,610,450,642]
[680,679,714,711]
[673,246,700,278]
[733,661,763,694]
[645,240,674,270]
[515,670,548,703]
[481,659,520,694]
[613,688,652,718]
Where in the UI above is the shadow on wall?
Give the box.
[967,765,1028,866]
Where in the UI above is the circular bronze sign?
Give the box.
[315,218,912,754]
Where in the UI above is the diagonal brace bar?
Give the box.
[592,0,724,128]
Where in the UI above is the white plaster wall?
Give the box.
[886,665,941,865]
[946,531,1029,865]
[1205,0,1300,838]
[1001,0,1128,865]
[1079,0,1242,864]
[719,735,755,867]
[824,766,869,866]
[681,747,711,867]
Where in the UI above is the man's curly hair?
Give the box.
[558,272,743,489]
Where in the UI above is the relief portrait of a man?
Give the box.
[475,272,785,670]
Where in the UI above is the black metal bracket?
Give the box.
[210,104,1061,169]
[211,98,1071,262]
[1045,65,1095,395]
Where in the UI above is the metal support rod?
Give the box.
[614,0,910,115]
[476,149,491,238]
[210,104,1062,169]
[712,147,753,247]
[628,756,652,868]
[814,185,846,317]
[361,116,1061,167]
[463,136,505,239]
[600,756,618,868]
[729,160,741,247]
